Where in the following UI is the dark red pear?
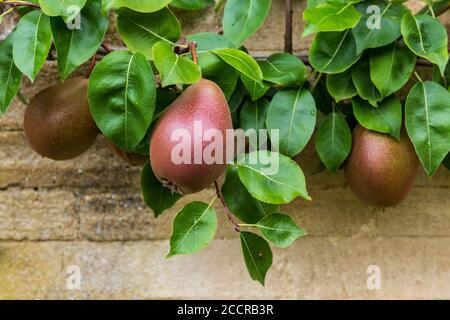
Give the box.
[344,124,419,207]
[150,79,233,194]
[24,77,98,161]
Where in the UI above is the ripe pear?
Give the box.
[24,77,98,161]
[344,124,419,207]
[150,79,233,194]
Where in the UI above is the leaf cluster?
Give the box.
[0,0,449,285]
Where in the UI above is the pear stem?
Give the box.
[284,0,293,54]
[214,181,241,232]
[189,41,199,65]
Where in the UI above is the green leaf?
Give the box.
[222,166,278,224]
[229,79,247,111]
[223,0,272,45]
[168,200,217,257]
[236,150,310,204]
[102,0,113,13]
[0,35,22,115]
[241,74,269,101]
[255,213,306,248]
[88,51,156,151]
[229,80,246,127]
[405,81,450,176]
[352,1,407,54]
[303,2,361,37]
[13,10,52,81]
[306,0,327,8]
[212,48,263,83]
[141,161,181,217]
[370,42,416,98]
[240,98,270,149]
[187,32,236,51]
[326,69,357,102]
[110,0,172,12]
[171,0,214,10]
[258,53,306,87]
[309,30,360,74]
[351,55,382,106]
[401,12,449,76]
[39,0,87,17]
[266,89,316,157]
[240,231,272,286]
[312,76,333,114]
[315,112,352,173]
[117,7,181,60]
[153,41,202,87]
[50,0,108,80]
[353,95,402,140]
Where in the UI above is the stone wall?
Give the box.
[1,0,450,299]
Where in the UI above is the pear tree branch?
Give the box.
[284,0,293,53]
[418,1,450,17]
[101,43,113,53]
[2,1,41,8]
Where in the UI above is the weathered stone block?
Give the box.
[0,189,77,240]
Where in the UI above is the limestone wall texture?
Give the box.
[1,0,450,299]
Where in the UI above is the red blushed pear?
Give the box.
[149,79,233,195]
[344,124,419,207]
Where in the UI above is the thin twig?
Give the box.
[418,1,450,17]
[214,181,241,232]
[284,0,293,54]
[174,38,189,54]
[437,4,450,16]
[91,43,445,70]
[3,1,40,8]
[255,52,437,69]
[101,43,113,53]
[416,58,434,67]
[253,51,310,65]
[16,90,28,105]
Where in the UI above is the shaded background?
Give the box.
[1,0,450,299]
